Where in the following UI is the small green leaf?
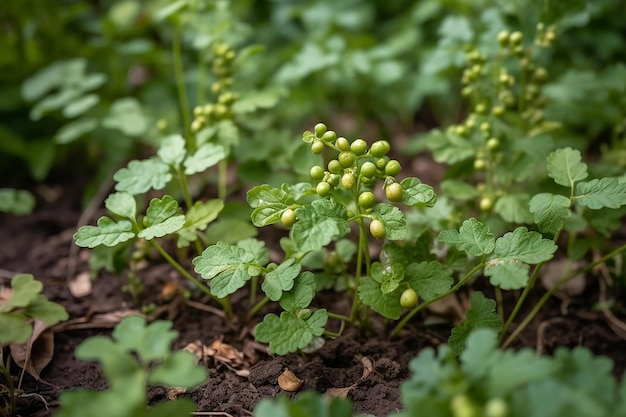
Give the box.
[575,177,626,209]
[0,312,32,344]
[255,309,328,355]
[157,135,186,167]
[529,193,571,234]
[406,261,453,301]
[237,238,270,267]
[438,218,495,257]
[547,147,588,188]
[448,292,501,355]
[371,262,404,294]
[400,177,437,207]
[177,199,224,247]
[494,193,533,224]
[143,196,179,226]
[279,272,317,312]
[112,316,178,362]
[113,157,172,195]
[231,88,284,113]
[292,199,350,252]
[254,391,353,417]
[247,184,295,227]
[25,294,69,324]
[358,277,403,319]
[494,227,558,264]
[193,242,256,298]
[261,259,302,301]
[484,259,530,290]
[372,203,406,240]
[73,216,135,248]
[102,98,148,137]
[150,350,208,388]
[441,179,479,201]
[424,129,475,164]
[0,188,35,215]
[104,192,136,220]
[55,117,98,144]
[138,215,185,240]
[184,143,227,175]
[62,94,99,118]
[0,274,42,311]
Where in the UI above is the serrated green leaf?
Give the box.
[0,274,41,312]
[184,143,227,175]
[448,292,501,355]
[400,177,437,207]
[111,316,178,362]
[484,259,530,290]
[104,192,136,220]
[247,184,295,227]
[0,188,35,215]
[255,309,328,355]
[73,216,135,248]
[176,199,224,247]
[102,98,148,137]
[495,227,557,264]
[157,135,186,167]
[372,203,406,240]
[358,277,403,319]
[138,215,185,240]
[143,196,179,226]
[438,218,495,257]
[113,157,172,195]
[262,259,302,301]
[279,272,317,312]
[237,238,270,266]
[192,242,256,298]
[25,294,69,324]
[0,312,32,344]
[494,193,533,224]
[150,350,208,388]
[547,147,588,188]
[406,261,453,301]
[292,199,350,252]
[371,262,405,294]
[575,177,626,209]
[529,193,571,234]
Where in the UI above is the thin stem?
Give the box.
[173,22,194,152]
[502,241,626,348]
[494,286,504,323]
[349,218,368,322]
[218,159,228,200]
[175,169,204,256]
[326,312,352,322]
[249,276,258,309]
[247,296,270,320]
[390,262,485,337]
[152,240,233,318]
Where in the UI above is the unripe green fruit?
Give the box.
[339,152,355,168]
[370,140,390,157]
[497,30,510,46]
[327,174,340,187]
[400,288,418,308]
[376,158,387,170]
[281,209,296,227]
[509,31,523,45]
[385,182,403,202]
[369,219,386,239]
[486,138,500,151]
[351,139,367,155]
[314,123,327,137]
[474,159,486,170]
[360,161,377,178]
[485,398,508,417]
[384,160,402,176]
[532,67,548,83]
[341,173,355,189]
[336,137,350,151]
[311,140,325,154]
[316,181,331,197]
[321,130,337,143]
[328,159,343,174]
[492,105,505,116]
[358,192,376,209]
[480,196,494,211]
[310,165,325,180]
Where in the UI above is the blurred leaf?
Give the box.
[102,98,148,137]
[0,188,35,215]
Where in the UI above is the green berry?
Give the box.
[376,158,387,170]
[328,159,343,174]
[369,219,386,239]
[497,30,510,46]
[316,181,331,197]
[311,140,325,154]
[474,159,486,170]
[338,152,355,168]
[341,173,355,189]
[485,398,508,417]
[336,137,350,151]
[314,123,327,137]
[370,140,390,157]
[358,192,376,209]
[350,139,368,155]
[281,209,296,227]
[310,165,325,180]
[510,31,523,45]
[327,174,340,187]
[480,196,494,211]
[385,182,403,202]
[384,160,401,176]
[400,288,418,308]
[321,130,337,143]
[486,138,500,151]
[360,161,377,178]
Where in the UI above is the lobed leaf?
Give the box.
[372,203,407,240]
[104,192,136,220]
[25,294,69,324]
[0,188,35,215]
[247,184,295,227]
[529,193,571,234]
[547,147,588,188]
[113,157,171,195]
[484,259,530,290]
[405,261,453,301]
[448,292,501,355]
[279,272,317,312]
[0,313,32,345]
[400,177,437,207]
[193,242,256,298]
[494,227,557,264]
[255,309,328,355]
[138,215,185,240]
[261,259,302,301]
[0,274,42,311]
[102,98,148,137]
[150,350,208,388]
[73,216,135,248]
[157,135,186,167]
[438,218,495,257]
[292,199,350,252]
[371,262,405,294]
[176,199,224,247]
[575,177,626,209]
[358,277,403,319]
[494,193,533,224]
[184,142,227,175]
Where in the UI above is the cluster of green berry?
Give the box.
[304,123,403,238]
[191,42,238,133]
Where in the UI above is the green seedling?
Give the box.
[55,315,207,417]
[0,274,68,417]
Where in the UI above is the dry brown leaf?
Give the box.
[208,338,245,365]
[68,271,92,298]
[324,387,354,399]
[10,320,55,381]
[359,355,373,381]
[167,387,187,400]
[278,368,302,392]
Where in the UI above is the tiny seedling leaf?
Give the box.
[111,316,178,363]
[150,350,208,388]
[0,274,42,311]
[438,218,495,257]
[575,177,626,209]
[279,272,317,312]
[184,142,227,175]
[448,292,501,355]
[400,177,437,207]
[494,227,558,264]
[193,242,256,298]
[25,294,69,324]
[372,203,407,240]
[0,313,32,345]
[73,216,135,248]
[113,157,172,195]
[261,259,302,301]
[157,134,186,167]
[255,309,328,355]
[358,277,403,319]
[529,193,571,234]
[177,199,224,247]
[405,261,453,301]
[547,147,588,188]
[292,199,350,252]
[104,192,136,220]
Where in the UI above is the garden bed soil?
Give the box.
[2,170,626,417]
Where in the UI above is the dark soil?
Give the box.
[2,166,626,417]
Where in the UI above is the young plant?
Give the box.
[55,315,207,417]
[0,274,68,417]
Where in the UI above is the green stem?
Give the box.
[323,329,342,339]
[152,240,233,318]
[327,312,352,322]
[175,169,203,256]
[502,242,626,348]
[173,22,194,153]
[390,262,485,338]
[247,296,270,320]
[218,159,228,200]
[249,275,258,309]
[349,218,368,322]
